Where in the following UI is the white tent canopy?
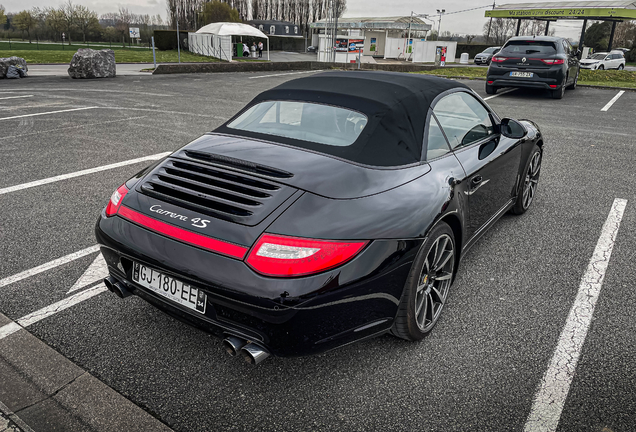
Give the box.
[196,22,268,39]
[196,22,269,60]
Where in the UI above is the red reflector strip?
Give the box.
[118,206,248,259]
[487,81,494,84]
[549,85,557,88]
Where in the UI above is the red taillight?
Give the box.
[105,184,129,217]
[491,56,507,63]
[246,234,368,277]
[541,58,565,65]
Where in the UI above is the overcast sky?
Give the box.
[2,0,585,39]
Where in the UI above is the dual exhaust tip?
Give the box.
[223,336,270,365]
[104,276,132,299]
[104,277,269,365]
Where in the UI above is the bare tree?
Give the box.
[60,0,78,44]
[75,5,98,42]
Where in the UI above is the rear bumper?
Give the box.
[95,213,419,357]
[487,65,565,90]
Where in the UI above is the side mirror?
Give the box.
[500,118,527,139]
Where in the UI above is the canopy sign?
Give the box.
[485,7,636,20]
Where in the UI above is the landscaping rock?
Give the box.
[0,56,28,78]
[68,48,116,79]
[6,65,27,79]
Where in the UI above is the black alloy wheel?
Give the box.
[551,80,566,99]
[486,84,497,95]
[392,222,455,340]
[511,145,542,215]
[567,70,579,90]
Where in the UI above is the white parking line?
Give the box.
[600,90,625,112]
[0,245,100,289]
[0,152,171,195]
[0,95,34,100]
[0,106,98,121]
[483,88,517,101]
[0,285,108,341]
[524,198,628,432]
[249,70,319,79]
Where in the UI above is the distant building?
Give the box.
[248,20,302,38]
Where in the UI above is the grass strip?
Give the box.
[0,49,221,64]
[413,67,636,89]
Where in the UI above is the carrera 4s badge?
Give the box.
[150,205,210,228]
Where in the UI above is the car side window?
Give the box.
[425,115,451,160]
[433,92,494,150]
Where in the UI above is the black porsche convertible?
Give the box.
[96,71,543,364]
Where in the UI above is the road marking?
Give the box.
[484,88,517,101]
[68,253,108,294]
[600,90,625,112]
[249,70,319,79]
[0,152,170,195]
[0,285,108,341]
[0,116,148,141]
[0,88,171,96]
[0,245,100,288]
[524,198,627,432]
[0,95,34,100]
[0,106,98,121]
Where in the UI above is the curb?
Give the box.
[0,312,172,432]
[421,74,636,92]
[0,400,35,432]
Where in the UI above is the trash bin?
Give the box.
[460,53,469,64]
[236,43,243,58]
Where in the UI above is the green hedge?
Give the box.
[153,30,190,51]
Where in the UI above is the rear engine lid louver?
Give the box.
[138,158,297,226]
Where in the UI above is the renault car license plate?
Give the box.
[510,72,533,77]
[133,262,206,314]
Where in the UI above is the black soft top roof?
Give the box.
[215,71,469,167]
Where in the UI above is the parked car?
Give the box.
[307,45,317,53]
[96,72,544,364]
[474,46,501,65]
[486,36,580,99]
[580,51,626,70]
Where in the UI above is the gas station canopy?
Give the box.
[484,1,636,50]
[485,1,636,20]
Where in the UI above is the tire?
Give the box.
[598,64,604,70]
[618,64,624,70]
[551,82,565,99]
[391,222,456,341]
[511,145,542,215]
[567,70,579,90]
[486,84,497,95]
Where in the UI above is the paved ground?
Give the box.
[0,71,634,432]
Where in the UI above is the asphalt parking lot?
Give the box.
[0,71,634,432]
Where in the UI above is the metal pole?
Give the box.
[608,21,617,51]
[407,11,412,47]
[333,0,339,63]
[267,37,269,60]
[176,8,181,63]
[516,19,521,36]
[437,16,441,40]
[578,19,587,58]
[486,1,495,43]
[151,36,157,68]
[544,21,550,36]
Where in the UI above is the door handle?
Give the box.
[471,175,483,186]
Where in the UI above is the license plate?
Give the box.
[510,72,533,78]
[133,262,206,314]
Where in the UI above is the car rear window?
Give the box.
[227,101,368,147]
[501,40,557,55]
